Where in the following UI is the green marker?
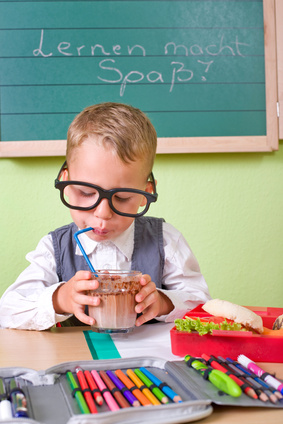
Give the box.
[66,371,90,414]
[134,369,169,404]
[184,355,242,398]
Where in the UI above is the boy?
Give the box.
[0,102,210,330]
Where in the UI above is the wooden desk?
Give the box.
[0,326,282,423]
[0,326,92,370]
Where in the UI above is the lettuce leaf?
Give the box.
[174,317,245,336]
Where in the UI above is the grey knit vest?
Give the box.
[50,217,165,326]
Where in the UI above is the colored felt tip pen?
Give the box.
[184,355,242,398]
[84,370,103,406]
[66,371,90,414]
[201,354,257,399]
[0,378,6,400]
[106,370,140,407]
[91,370,120,411]
[134,369,169,404]
[75,367,98,413]
[238,354,283,395]
[99,370,130,409]
[114,369,151,407]
[9,378,29,418]
[139,367,182,403]
[126,369,161,405]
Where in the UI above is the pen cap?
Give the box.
[209,370,242,398]
[0,399,13,420]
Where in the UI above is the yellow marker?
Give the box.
[126,369,161,406]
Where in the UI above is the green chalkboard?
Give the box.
[0,0,278,155]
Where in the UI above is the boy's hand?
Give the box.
[135,274,174,326]
[52,270,100,326]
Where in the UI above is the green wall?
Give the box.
[1,142,283,307]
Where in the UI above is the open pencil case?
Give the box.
[0,356,282,424]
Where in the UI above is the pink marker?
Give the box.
[238,354,283,395]
[91,370,120,411]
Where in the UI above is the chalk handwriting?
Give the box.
[33,29,250,96]
[164,36,249,57]
[33,29,146,58]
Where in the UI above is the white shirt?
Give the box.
[0,221,211,330]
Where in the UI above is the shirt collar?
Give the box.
[75,222,135,261]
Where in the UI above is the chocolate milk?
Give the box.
[88,271,141,333]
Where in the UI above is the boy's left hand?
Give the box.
[134,274,173,326]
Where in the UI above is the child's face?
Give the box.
[64,137,153,242]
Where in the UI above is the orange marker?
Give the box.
[115,369,151,407]
[126,369,161,405]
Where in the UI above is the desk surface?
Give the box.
[0,325,282,424]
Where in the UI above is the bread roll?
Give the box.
[272,314,283,330]
[203,299,264,334]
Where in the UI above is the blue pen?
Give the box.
[227,357,269,384]
[226,357,253,375]
[74,227,98,276]
[226,357,266,385]
[139,367,182,403]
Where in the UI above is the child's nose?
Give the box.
[93,198,113,220]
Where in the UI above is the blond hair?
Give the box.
[66,102,157,173]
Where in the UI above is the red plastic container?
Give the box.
[170,305,283,362]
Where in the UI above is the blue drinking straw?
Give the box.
[74,227,98,277]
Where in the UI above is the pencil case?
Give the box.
[0,356,282,424]
[170,305,283,362]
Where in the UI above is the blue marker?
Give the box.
[139,367,182,403]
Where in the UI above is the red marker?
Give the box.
[201,354,257,399]
[84,370,103,406]
[75,367,98,413]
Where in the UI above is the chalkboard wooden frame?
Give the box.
[0,0,279,157]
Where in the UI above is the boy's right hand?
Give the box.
[52,270,100,326]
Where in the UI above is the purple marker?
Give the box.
[106,370,140,407]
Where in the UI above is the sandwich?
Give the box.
[202,299,264,333]
[175,299,264,335]
[272,314,283,330]
[175,299,283,337]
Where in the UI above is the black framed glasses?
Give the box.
[55,161,158,217]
